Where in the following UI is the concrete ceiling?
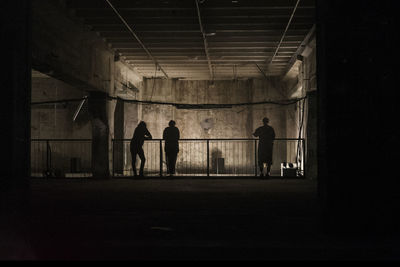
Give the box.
[65,0,315,80]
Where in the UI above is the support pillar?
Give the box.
[317,0,398,236]
[88,91,110,178]
[306,90,317,179]
[113,99,124,175]
[0,0,33,259]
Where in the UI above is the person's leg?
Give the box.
[258,159,264,176]
[266,163,271,177]
[170,152,178,175]
[165,151,170,175]
[138,148,146,176]
[131,148,138,176]
[267,160,272,176]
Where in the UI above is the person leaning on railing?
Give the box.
[130,121,152,177]
[253,117,275,177]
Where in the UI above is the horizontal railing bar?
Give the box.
[31,138,304,142]
[31,139,93,141]
[112,138,305,141]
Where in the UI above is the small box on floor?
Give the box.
[281,162,298,177]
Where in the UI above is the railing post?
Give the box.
[112,139,115,178]
[160,140,163,177]
[302,139,306,178]
[254,139,257,176]
[46,140,50,177]
[206,140,210,177]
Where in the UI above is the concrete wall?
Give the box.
[129,78,290,139]
[31,0,143,177]
[280,35,317,179]
[31,0,316,177]
[31,75,91,139]
[120,78,300,175]
[31,74,92,176]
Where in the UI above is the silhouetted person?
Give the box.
[130,121,152,177]
[253,117,275,177]
[163,120,180,176]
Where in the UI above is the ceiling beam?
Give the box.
[90,24,313,31]
[195,0,213,80]
[73,8,315,18]
[268,0,301,66]
[283,24,315,76]
[104,0,168,78]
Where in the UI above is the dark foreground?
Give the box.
[1,177,399,261]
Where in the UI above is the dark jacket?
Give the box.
[163,126,180,153]
[131,124,152,149]
[253,125,275,146]
[253,124,275,163]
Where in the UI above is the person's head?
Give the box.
[138,121,146,128]
[262,117,269,125]
[169,120,176,127]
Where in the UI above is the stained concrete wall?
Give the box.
[280,35,317,179]
[31,74,92,176]
[31,0,143,177]
[31,0,316,177]
[121,78,300,175]
[31,75,91,139]
[131,78,290,139]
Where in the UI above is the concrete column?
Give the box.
[0,0,34,259]
[88,91,110,178]
[317,0,398,236]
[113,99,124,175]
[305,90,317,179]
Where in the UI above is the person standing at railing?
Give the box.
[163,120,180,177]
[130,121,153,177]
[253,117,275,177]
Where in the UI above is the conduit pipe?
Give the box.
[268,0,301,66]
[195,0,214,80]
[105,0,169,78]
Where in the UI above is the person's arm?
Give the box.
[177,129,180,140]
[253,128,259,137]
[163,129,167,140]
[145,128,152,140]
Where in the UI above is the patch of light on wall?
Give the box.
[290,85,303,98]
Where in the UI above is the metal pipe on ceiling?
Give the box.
[195,0,214,80]
[268,0,301,67]
[283,24,316,76]
[105,0,169,78]
[255,63,268,79]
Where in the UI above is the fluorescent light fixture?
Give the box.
[73,97,87,122]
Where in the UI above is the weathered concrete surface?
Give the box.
[31,0,317,178]
[120,78,300,175]
[131,78,291,139]
[282,36,317,179]
[31,0,143,177]
[31,74,91,139]
[32,0,111,93]
[0,0,32,261]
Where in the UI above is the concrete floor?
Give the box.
[2,178,399,260]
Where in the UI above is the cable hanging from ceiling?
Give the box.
[31,94,307,109]
[107,95,307,109]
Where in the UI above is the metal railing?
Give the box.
[30,138,305,178]
[31,139,92,178]
[112,138,305,177]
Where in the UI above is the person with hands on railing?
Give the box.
[130,121,152,177]
[253,117,275,177]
